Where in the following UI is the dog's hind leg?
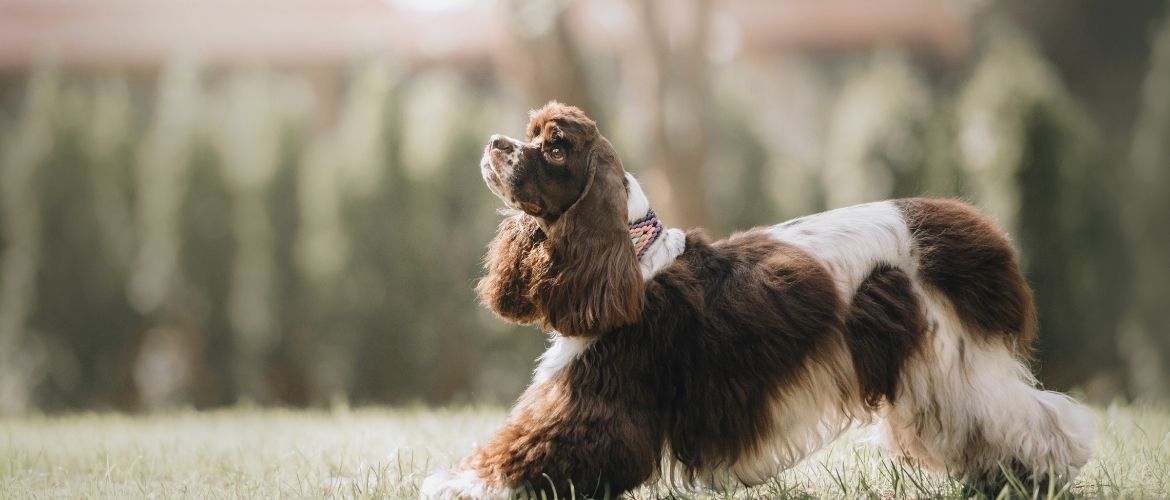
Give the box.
[882,198,1095,491]
[875,293,1095,492]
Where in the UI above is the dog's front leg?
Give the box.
[421,381,660,499]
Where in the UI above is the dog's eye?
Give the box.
[547,147,565,162]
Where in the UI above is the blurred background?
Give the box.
[0,0,1167,415]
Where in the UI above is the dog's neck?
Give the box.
[625,174,686,279]
[533,174,683,279]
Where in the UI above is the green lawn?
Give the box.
[1,404,1167,499]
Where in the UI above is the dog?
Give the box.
[421,102,1094,498]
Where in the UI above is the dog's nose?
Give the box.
[490,135,513,152]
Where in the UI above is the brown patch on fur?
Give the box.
[649,231,847,478]
[843,265,928,408]
[895,199,1037,353]
[467,230,849,495]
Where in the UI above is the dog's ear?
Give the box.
[534,138,644,336]
[475,213,546,324]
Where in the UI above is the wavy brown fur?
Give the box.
[531,138,643,336]
[475,214,546,325]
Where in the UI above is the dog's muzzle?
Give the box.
[481,134,523,203]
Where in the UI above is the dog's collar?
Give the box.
[629,209,663,258]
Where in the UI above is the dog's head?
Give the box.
[481,102,618,222]
[477,102,642,336]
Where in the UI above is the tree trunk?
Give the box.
[633,0,713,230]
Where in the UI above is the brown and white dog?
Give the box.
[422,102,1094,498]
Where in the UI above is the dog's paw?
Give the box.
[420,468,508,500]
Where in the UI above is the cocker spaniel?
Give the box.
[422,102,1094,499]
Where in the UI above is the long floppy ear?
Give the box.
[533,139,644,336]
[475,213,547,324]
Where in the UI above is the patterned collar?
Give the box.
[629,209,663,258]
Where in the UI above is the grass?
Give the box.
[1,403,1167,499]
